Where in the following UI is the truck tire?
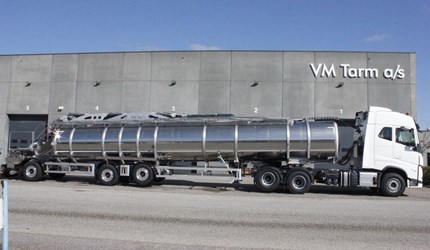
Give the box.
[132,163,154,187]
[380,173,406,197]
[22,161,43,182]
[286,171,311,194]
[97,164,119,186]
[255,167,280,192]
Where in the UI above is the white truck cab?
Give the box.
[357,107,423,195]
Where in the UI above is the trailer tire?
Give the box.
[132,163,154,187]
[255,167,281,192]
[97,164,119,186]
[286,171,311,194]
[22,161,43,182]
[380,173,406,197]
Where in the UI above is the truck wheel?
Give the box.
[255,167,280,192]
[132,163,154,187]
[22,161,43,181]
[380,173,406,197]
[286,171,311,194]
[97,164,119,186]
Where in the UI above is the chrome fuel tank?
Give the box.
[52,118,338,162]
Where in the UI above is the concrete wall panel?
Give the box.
[283,52,315,82]
[200,52,231,81]
[0,82,9,114]
[75,82,122,113]
[11,55,52,82]
[368,53,411,84]
[149,81,199,114]
[51,54,78,82]
[410,53,417,119]
[368,83,412,115]
[0,56,12,82]
[48,82,77,114]
[411,83,416,118]
[232,52,282,82]
[123,53,152,81]
[0,114,7,142]
[121,81,150,112]
[198,81,230,114]
[283,82,314,118]
[7,82,50,114]
[77,53,124,82]
[315,82,368,118]
[230,81,282,117]
[339,82,369,117]
[151,52,200,81]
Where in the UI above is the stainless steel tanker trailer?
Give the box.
[4,107,424,196]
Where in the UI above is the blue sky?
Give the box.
[1,0,430,127]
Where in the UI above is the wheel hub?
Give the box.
[101,169,114,182]
[261,172,276,186]
[136,168,149,181]
[387,178,400,192]
[26,166,37,178]
[292,176,306,189]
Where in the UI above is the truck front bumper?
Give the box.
[408,165,423,188]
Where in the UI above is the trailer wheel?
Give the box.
[132,163,154,187]
[380,173,406,197]
[97,164,119,186]
[286,171,311,194]
[255,167,280,192]
[22,161,43,181]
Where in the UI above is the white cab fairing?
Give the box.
[362,107,423,186]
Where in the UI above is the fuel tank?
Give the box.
[51,114,339,162]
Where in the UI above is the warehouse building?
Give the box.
[0,51,417,165]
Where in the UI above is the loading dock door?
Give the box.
[8,115,48,150]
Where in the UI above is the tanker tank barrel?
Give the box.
[51,114,339,163]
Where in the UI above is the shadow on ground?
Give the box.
[6,174,401,197]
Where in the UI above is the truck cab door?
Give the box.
[393,127,421,176]
[374,126,394,170]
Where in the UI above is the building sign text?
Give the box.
[310,63,405,80]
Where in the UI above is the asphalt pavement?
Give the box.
[2,175,430,249]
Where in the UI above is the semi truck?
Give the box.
[3,106,424,196]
